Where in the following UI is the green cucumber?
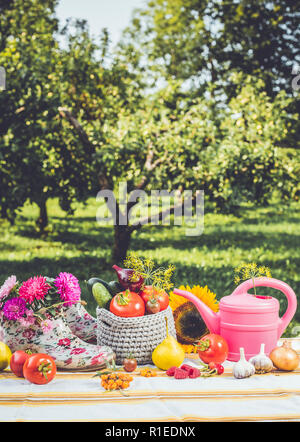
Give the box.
[92,282,112,309]
[86,277,112,294]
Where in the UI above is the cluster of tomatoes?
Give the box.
[10,350,56,385]
[110,285,169,318]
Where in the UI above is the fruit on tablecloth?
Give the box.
[174,367,189,379]
[123,355,137,372]
[140,367,157,377]
[181,363,201,378]
[100,372,134,391]
[269,341,299,371]
[94,359,134,391]
[152,317,185,370]
[23,353,56,385]
[188,366,201,378]
[166,363,212,378]
[166,366,177,376]
[110,290,145,317]
[0,341,12,371]
[196,333,228,364]
[10,349,33,377]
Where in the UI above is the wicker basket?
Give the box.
[96,306,177,365]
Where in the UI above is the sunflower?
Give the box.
[169,285,219,353]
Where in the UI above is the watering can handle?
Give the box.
[232,277,297,338]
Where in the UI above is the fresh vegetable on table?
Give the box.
[269,341,299,371]
[23,353,56,385]
[123,355,137,373]
[10,349,33,378]
[109,290,145,317]
[196,333,228,364]
[248,343,273,374]
[232,347,255,379]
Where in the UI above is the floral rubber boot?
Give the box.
[64,302,98,344]
[1,315,114,371]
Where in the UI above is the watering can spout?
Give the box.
[173,288,220,335]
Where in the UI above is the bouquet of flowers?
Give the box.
[0,273,81,332]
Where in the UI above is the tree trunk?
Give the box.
[36,199,48,232]
[112,225,132,263]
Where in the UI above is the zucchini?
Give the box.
[107,280,122,296]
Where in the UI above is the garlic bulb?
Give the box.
[249,343,273,374]
[233,347,255,379]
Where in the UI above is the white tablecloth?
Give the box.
[0,338,300,422]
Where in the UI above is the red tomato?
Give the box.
[139,286,169,311]
[23,353,56,385]
[110,290,145,317]
[197,334,228,364]
[10,350,32,378]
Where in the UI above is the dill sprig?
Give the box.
[123,252,175,292]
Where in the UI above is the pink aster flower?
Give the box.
[19,276,51,304]
[3,297,27,321]
[54,272,81,306]
[18,309,36,327]
[0,275,18,301]
[40,319,54,334]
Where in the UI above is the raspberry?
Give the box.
[166,366,177,376]
[180,364,194,375]
[174,368,189,379]
[188,367,201,378]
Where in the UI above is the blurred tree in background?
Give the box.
[0,0,299,260]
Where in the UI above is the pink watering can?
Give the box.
[173,278,297,361]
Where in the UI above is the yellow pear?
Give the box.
[152,317,185,370]
[0,341,12,371]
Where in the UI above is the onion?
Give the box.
[269,341,299,371]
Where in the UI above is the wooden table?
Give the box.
[0,338,300,422]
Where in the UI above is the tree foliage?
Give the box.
[0,0,299,260]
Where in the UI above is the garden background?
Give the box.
[0,0,299,333]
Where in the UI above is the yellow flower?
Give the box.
[169,285,219,353]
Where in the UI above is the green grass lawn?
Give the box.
[1,198,300,336]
